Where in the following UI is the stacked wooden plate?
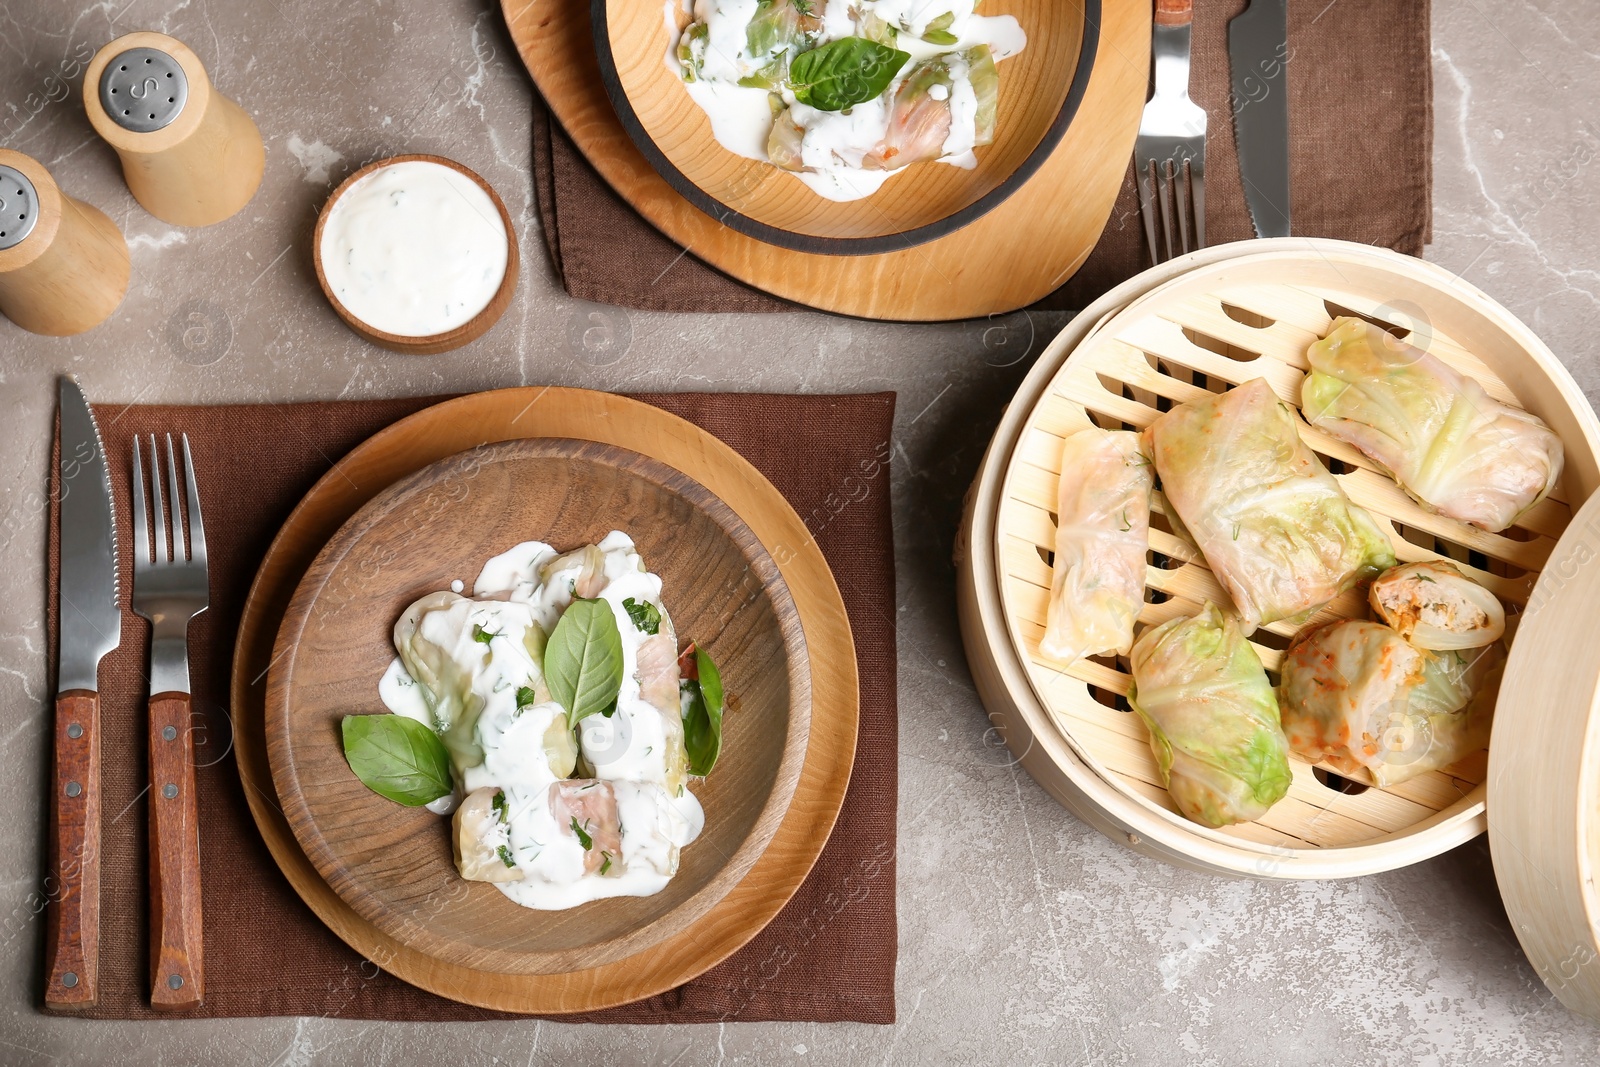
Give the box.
[232,389,859,1013]
[957,237,1600,1020]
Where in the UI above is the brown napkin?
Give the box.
[45,392,897,1023]
[533,0,1431,315]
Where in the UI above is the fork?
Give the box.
[1135,0,1207,263]
[131,434,208,1011]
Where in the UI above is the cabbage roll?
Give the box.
[1279,619,1502,787]
[1369,560,1505,650]
[1039,428,1153,663]
[1127,602,1292,828]
[1145,378,1395,632]
[1302,316,1564,532]
[863,46,998,171]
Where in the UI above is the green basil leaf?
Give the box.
[682,645,725,777]
[790,38,910,112]
[471,623,498,645]
[515,685,537,713]
[570,816,594,850]
[341,714,453,806]
[623,597,662,635]
[545,598,624,724]
[497,844,516,868]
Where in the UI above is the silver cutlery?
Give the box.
[1230,0,1292,237]
[131,433,209,1010]
[1135,0,1207,262]
[47,378,121,1012]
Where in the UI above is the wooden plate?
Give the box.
[231,389,858,1012]
[984,241,1600,878]
[597,0,1094,253]
[501,0,1147,319]
[266,439,810,976]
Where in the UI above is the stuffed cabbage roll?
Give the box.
[1127,602,1292,828]
[1145,378,1396,632]
[1302,316,1564,532]
[863,46,998,171]
[1279,619,1502,788]
[1039,428,1153,663]
[1369,560,1505,650]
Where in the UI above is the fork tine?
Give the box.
[164,434,186,561]
[149,433,168,563]
[1137,160,1159,266]
[131,435,149,567]
[1190,158,1206,251]
[1155,159,1177,263]
[179,434,206,565]
[1176,159,1194,255]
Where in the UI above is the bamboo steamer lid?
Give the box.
[1490,493,1600,1023]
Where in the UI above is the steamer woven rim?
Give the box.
[994,246,1600,865]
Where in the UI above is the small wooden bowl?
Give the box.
[265,438,810,976]
[595,0,1097,254]
[312,154,519,355]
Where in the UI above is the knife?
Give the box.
[1229,0,1291,237]
[46,378,120,1011]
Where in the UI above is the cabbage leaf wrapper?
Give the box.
[1040,428,1153,663]
[1302,316,1563,533]
[1278,619,1502,788]
[1127,602,1292,828]
[1145,378,1395,633]
[1368,559,1505,650]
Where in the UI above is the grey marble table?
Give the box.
[2,0,1599,1063]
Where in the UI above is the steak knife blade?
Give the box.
[1230,0,1292,238]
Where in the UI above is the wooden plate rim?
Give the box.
[230,387,860,1012]
[591,0,1100,256]
[264,437,812,976]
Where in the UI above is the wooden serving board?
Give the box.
[266,439,811,977]
[231,389,858,1012]
[994,245,1600,872]
[501,0,1148,320]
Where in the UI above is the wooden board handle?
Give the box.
[1154,0,1193,27]
[44,690,100,1011]
[148,692,204,1010]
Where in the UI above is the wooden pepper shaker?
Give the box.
[0,150,130,336]
[84,32,264,227]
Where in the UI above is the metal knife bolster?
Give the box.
[1229,0,1292,238]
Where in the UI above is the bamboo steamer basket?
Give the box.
[959,237,1600,1017]
[958,238,1600,890]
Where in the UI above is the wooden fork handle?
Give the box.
[1155,0,1193,27]
[45,690,100,1012]
[148,691,204,1010]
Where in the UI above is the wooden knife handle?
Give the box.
[45,690,100,1011]
[148,691,204,1010]
[1155,0,1193,27]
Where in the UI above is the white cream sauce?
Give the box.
[665,0,1026,202]
[379,532,704,910]
[318,160,508,337]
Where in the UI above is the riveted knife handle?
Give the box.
[45,690,100,1011]
[1155,0,1193,27]
[148,691,204,1010]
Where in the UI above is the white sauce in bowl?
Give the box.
[319,160,508,337]
[664,0,1027,203]
[379,532,706,911]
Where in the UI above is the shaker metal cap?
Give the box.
[0,165,39,251]
[100,46,188,133]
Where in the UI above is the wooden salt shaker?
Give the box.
[0,150,129,336]
[84,32,264,227]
